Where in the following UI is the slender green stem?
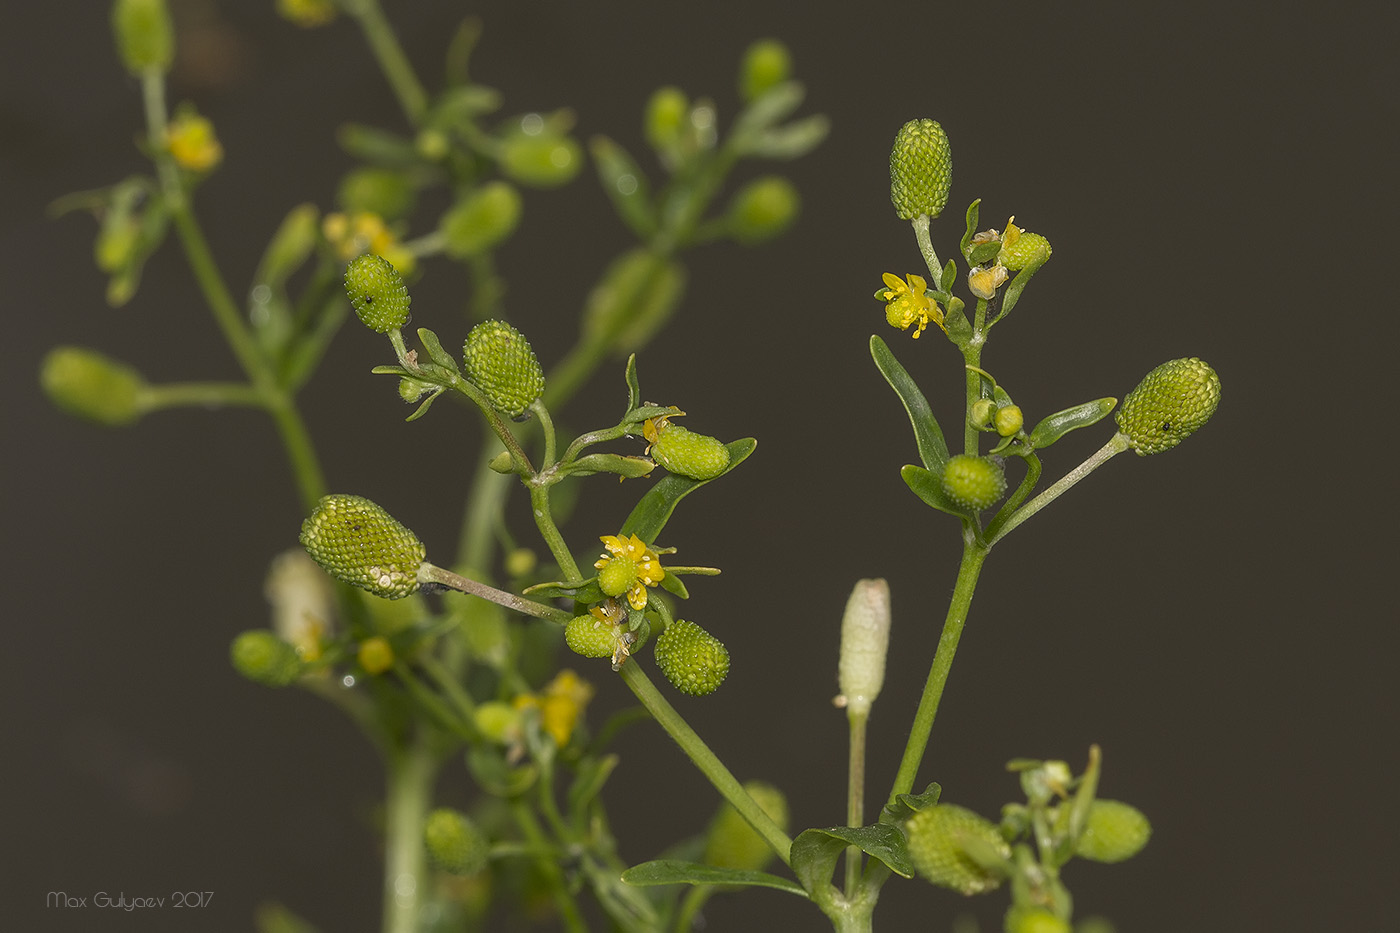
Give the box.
[985,433,1130,547]
[528,484,583,583]
[618,661,793,866]
[985,452,1043,541]
[140,381,263,410]
[845,711,869,898]
[265,397,329,511]
[913,214,942,284]
[392,661,475,740]
[417,563,572,624]
[887,539,988,803]
[510,799,588,933]
[531,399,558,469]
[344,0,428,125]
[674,885,713,933]
[419,655,479,725]
[382,737,439,933]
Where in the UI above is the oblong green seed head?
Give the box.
[1115,357,1221,455]
[299,494,425,599]
[703,781,789,871]
[41,346,146,426]
[462,320,545,417]
[941,454,1007,511]
[904,803,1011,894]
[653,619,730,696]
[1074,799,1152,863]
[344,253,411,334]
[651,425,730,479]
[565,615,618,659]
[890,119,952,220]
[423,808,489,875]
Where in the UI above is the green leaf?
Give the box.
[744,114,831,160]
[619,438,756,545]
[563,453,657,479]
[870,335,949,472]
[791,823,916,895]
[967,239,1002,266]
[405,386,446,422]
[567,753,619,815]
[960,198,982,262]
[621,860,807,897]
[901,464,969,519]
[730,81,805,140]
[998,252,1049,320]
[1027,398,1117,450]
[416,327,461,375]
[658,572,689,599]
[624,354,642,412]
[591,136,657,238]
[523,578,605,605]
[880,782,942,824]
[940,258,957,294]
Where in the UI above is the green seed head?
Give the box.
[727,176,800,244]
[423,808,489,875]
[499,132,582,188]
[111,0,174,75]
[739,40,792,101]
[230,630,304,687]
[998,229,1052,272]
[440,181,522,258]
[41,346,147,426]
[703,781,790,871]
[357,636,394,675]
[654,619,730,696]
[1004,907,1072,933]
[941,454,1007,511]
[1074,799,1152,863]
[462,320,546,418]
[299,494,425,600]
[344,253,410,334]
[597,553,638,599]
[994,405,1024,437]
[904,804,1012,895]
[890,119,952,220]
[1115,357,1221,455]
[650,424,731,480]
[565,614,619,659]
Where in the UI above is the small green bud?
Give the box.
[230,630,304,686]
[1074,799,1151,863]
[565,614,618,659]
[499,131,582,188]
[994,405,1023,437]
[1115,357,1221,455]
[299,494,425,600]
[739,40,792,101]
[397,377,433,403]
[647,423,730,480]
[654,619,730,696]
[703,781,789,871]
[837,579,891,718]
[277,0,338,27]
[111,0,174,75]
[727,176,799,244]
[424,808,489,875]
[41,346,147,426]
[338,168,415,221]
[344,253,411,334]
[1004,907,1071,933]
[941,454,1007,511]
[904,803,1012,895]
[597,553,638,599]
[969,398,997,430]
[890,119,952,220]
[999,230,1052,271]
[357,636,394,674]
[462,320,546,417]
[645,86,689,152]
[440,182,522,258]
[473,701,522,743]
[505,548,536,578]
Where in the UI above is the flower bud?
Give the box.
[462,320,546,417]
[703,781,789,871]
[739,40,792,101]
[1115,357,1221,455]
[344,253,411,334]
[645,87,689,152]
[230,630,304,687]
[499,131,582,188]
[904,804,1011,895]
[890,119,952,220]
[654,619,730,696]
[969,398,997,430]
[565,614,619,659]
[994,405,1023,437]
[440,182,522,258]
[277,0,338,27]
[941,454,1007,511]
[357,636,394,675]
[1004,907,1071,933]
[299,494,425,600]
[1073,799,1151,863]
[424,808,489,875]
[41,346,147,426]
[727,176,799,244]
[837,579,891,718]
[111,0,174,75]
[968,263,1009,300]
[165,107,222,172]
[646,420,730,480]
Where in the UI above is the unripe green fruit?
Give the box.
[998,231,1052,271]
[338,167,415,220]
[499,132,582,188]
[904,804,1011,895]
[645,87,689,150]
[740,40,792,101]
[597,554,638,599]
[299,494,425,599]
[704,781,789,871]
[890,119,952,220]
[230,630,303,687]
[357,636,394,674]
[344,253,411,334]
[462,320,546,417]
[994,405,1024,437]
[654,619,730,696]
[41,346,147,426]
[1115,357,1221,455]
[440,182,522,258]
[650,425,730,479]
[424,808,489,875]
[1074,799,1152,863]
[565,614,618,659]
[728,176,799,244]
[112,0,173,75]
[1004,907,1071,933]
[941,454,1007,511]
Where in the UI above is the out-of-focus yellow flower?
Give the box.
[594,533,665,610]
[514,669,595,747]
[277,0,338,27]
[166,109,222,172]
[322,211,417,275]
[878,272,943,339]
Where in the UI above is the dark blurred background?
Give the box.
[4,1,1394,931]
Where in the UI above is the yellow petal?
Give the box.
[881,272,905,293]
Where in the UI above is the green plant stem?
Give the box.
[532,399,558,469]
[528,484,583,583]
[985,452,1042,541]
[887,539,988,803]
[345,0,428,125]
[418,563,572,624]
[618,660,794,866]
[912,214,942,284]
[673,885,712,933]
[510,799,588,933]
[985,433,1130,547]
[845,711,869,898]
[382,737,439,933]
[140,381,263,410]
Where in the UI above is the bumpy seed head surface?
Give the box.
[704,781,789,871]
[654,619,730,696]
[462,320,545,417]
[904,804,1011,895]
[651,425,730,479]
[565,615,618,659]
[299,494,425,599]
[941,454,1007,511]
[890,119,952,220]
[423,808,489,875]
[1116,357,1221,455]
[999,231,1052,270]
[344,253,411,333]
[1075,799,1152,863]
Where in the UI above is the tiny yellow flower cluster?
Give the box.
[165,110,222,172]
[878,272,944,338]
[322,211,417,276]
[513,669,595,747]
[594,533,666,610]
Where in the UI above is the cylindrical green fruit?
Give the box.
[941,454,1007,511]
[565,614,618,659]
[1004,907,1071,933]
[654,619,730,696]
[650,425,730,480]
[440,181,522,258]
[1074,799,1152,863]
[41,346,147,426]
[299,494,425,599]
[499,133,582,188]
[1115,357,1221,455]
[727,176,799,244]
[424,808,489,875]
[703,781,789,871]
[462,320,546,418]
[890,119,952,220]
[112,0,173,75]
[999,231,1052,271]
[344,253,411,334]
[230,630,304,687]
[904,804,1012,895]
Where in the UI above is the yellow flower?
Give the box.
[967,263,1009,300]
[878,272,943,339]
[165,110,222,172]
[594,533,665,610]
[514,669,595,747]
[322,211,417,275]
[590,598,637,669]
